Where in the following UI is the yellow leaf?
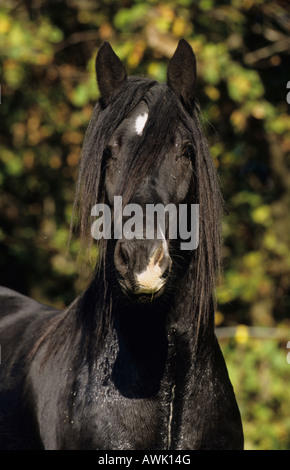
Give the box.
[251,104,266,119]
[215,311,224,326]
[235,325,249,344]
[230,109,247,132]
[128,40,146,68]
[252,205,271,225]
[50,155,62,169]
[205,85,220,101]
[0,17,11,34]
[172,17,186,37]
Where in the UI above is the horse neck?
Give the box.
[77,253,216,369]
[109,266,215,363]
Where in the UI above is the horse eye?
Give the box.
[175,145,192,162]
[182,146,192,158]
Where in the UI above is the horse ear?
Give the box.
[96,42,127,107]
[167,39,197,108]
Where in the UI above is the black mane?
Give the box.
[70,75,224,353]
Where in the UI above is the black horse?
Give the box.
[0,40,243,450]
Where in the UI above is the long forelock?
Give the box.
[73,79,187,239]
[116,84,191,205]
[72,78,156,243]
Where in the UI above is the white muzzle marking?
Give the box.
[136,244,165,294]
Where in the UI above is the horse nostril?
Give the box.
[151,242,171,276]
[153,243,164,266]
[161,264,170,280]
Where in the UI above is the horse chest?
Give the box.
[71,382,180,450]
[65,347,184,450]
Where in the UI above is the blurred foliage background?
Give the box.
[1,0,290,450]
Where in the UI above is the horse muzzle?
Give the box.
[114,239,172,299]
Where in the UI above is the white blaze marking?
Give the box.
[135,112,148,135]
